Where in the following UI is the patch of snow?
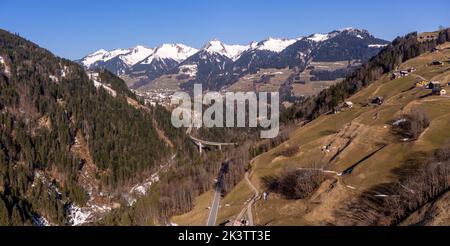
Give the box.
[308,33,330,42]
[32,214,51,226]
[92,79,117,97]
[67,204,92,226]
[256,38,298,52]
[66,203,112,226]
[60,67,67,78]
[368,44,388,48]
[130,173,159,196]
[179,64,198,77]
[0,55,11,75]
[49,75,59,82]
[142,44,198,64]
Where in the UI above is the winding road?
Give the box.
[234,171,260,226]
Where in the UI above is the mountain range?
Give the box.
[76,28,390,91]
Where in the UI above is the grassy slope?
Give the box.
[173,42,450,225]
[250,43,450,225]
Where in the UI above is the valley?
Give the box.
[77,28,389,105]
[1,25,449,227]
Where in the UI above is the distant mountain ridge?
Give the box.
[76,28,390,90]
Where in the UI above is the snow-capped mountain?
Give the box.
[76,28,389,91]
[202,40,252,61]
[77,43,198,80]
[140,44,198,64]
[254,37,300,52]
[232,36,304,75]
[76,46,153,75]
[119,45,154,66]
[128,44,199,89]
[310,28,390,61]
[176,41,236,90]
[80,49,108,68]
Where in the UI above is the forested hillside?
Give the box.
[0,30,256,225]
[0,30,184,225]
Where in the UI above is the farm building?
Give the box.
[344,101,353,108]
[371,96,384,105]
[391,67,416,80]
[428,81,441,90]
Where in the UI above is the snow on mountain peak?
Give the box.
[334,27,370,38]
[93,49,108,55]
[202,40,251,61]
[101,48,131,62]
[307,28,370,43]
[307,33,330,42]
[119,45,154,66]
[141,43,198,64]
[81,49,111,67]
[256,37,298,52]
[203,40,227,54]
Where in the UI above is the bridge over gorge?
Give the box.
[186,125,237,153]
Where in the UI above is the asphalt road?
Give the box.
[206,166,226,226]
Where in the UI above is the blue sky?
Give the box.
[1,0,449,59]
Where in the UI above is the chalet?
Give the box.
[428,81,441,90]
[391,70,411,80]
[334,101,353,113]
[371,96,384,105]
[391,67,416,80]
